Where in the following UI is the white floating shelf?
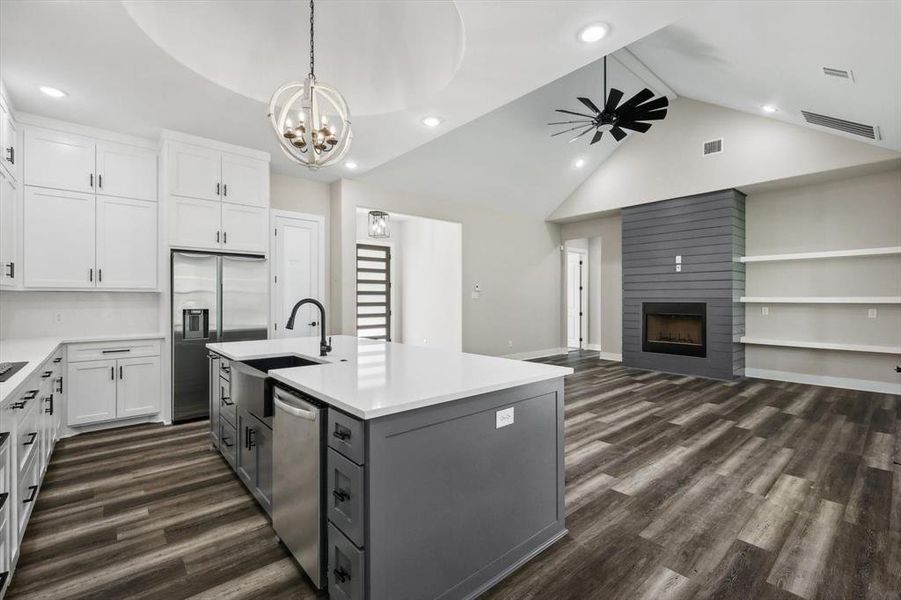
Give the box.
[739,246,901,263]
[740,296,901,304]
[740,337,901,355]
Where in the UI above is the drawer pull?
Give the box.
[23,431,37,446]
[44,395,54,415]
[41,370,53,378]
[10,401,26,410]
[221,366,230,373]
[22,485,38,504]
[246,427,256,450]
[222,436,234,448]
[23,390,38,400]
[53,357,62,363]
[333,568,350,583]
[101,348,131,354]
[332,427,351,441]
[332,489,350,503]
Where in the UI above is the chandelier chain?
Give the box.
[308,0,315,80]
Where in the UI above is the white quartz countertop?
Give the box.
[207,336,573,420]
[0,333,165,405]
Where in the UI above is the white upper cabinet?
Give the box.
[96,142,157,202]
[168,196,222,250]
[96,196,157,289]
[221,203,268,254]
[0,100,18,181]
[167,141,221,201]
[0,168,19,287]
[24,127,95,194]
[24,187,96,288]
[221,154,269,207]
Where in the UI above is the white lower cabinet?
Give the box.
[67,340,161,427]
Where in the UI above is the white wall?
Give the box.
[560,214,622,359]
[332,179,563,357]
[552,98,900,222]
[271,173,330,217]
[743,168,901,393]
[0,291,161,338]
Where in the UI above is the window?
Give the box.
[356,244,391,340]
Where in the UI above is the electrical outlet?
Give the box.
[761,306,769,316]
[675,255,682,264]
[867,308,878,319]
[496,407,515,429]
[675,264,682,272]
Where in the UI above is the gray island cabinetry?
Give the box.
[207,336,572,600]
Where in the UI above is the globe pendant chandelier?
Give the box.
[268,0,352,170]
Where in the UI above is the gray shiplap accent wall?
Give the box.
[622,189,746,379]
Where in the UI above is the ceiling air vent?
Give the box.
[703,138,723,156]
[801,110,880,140]
[822,66,854,82]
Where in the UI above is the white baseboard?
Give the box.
[59,414,166,439]
[584,343,602,351]
[503,347,568,360]
[598,352,623,362]
[744,368,901,395]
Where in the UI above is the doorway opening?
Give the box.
[565,240,588,350]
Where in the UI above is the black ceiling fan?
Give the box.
[550,56,668,144]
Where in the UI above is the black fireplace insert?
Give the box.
[642,302,707,358]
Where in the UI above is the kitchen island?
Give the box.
[206,335,572,600]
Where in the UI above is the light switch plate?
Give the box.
[761,306,769,316]
[496,407,514,429]
[868,308,878,319]
[675,255,682,264]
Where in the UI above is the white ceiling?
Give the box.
[0,0,698,181]
[628,0,901,152]
[359,52,663,219]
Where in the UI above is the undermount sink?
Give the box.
[242,355,320,372]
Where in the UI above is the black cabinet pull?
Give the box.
[42,370,52,378]
[22,485,38,504]
[119,365,123,379]
[246,428,256,450]
[53,357,62,363]
[333,568,350,583]
[216,182,220,196]
[101,349,130,354]
[223,231,227,244]
[57,376,64,394]
[332,428,351,441]
[110,366,115,380]
[223,183,227,197]
[98,268,102,282]
[5,145,13,164]
[89,173,93,188]
[44,395,54,415]
[216,230,220,243]
[89,268,93,282]
[98,174,102,188]
[4,261,13,278]
[23,431,37,446]
[332,489,350,503]
[24,390,38,400]
[222,436,233,448]
[221,397,233,406]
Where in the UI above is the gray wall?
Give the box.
[622,189,745,379]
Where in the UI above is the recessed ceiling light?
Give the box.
[39,86,67,98]
[345,161,358,169]
[574,158,586,169]
[761,105,777,114]
[421,116,442,128]
[578,23,610,43]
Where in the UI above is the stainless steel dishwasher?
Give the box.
[272,384,327,589]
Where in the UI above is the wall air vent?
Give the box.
[702,138,723,156]
[822,66,854,81]
[801,110,880,140]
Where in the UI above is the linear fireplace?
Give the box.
[642,302,707,358]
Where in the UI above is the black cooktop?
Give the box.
[0,361,28,382]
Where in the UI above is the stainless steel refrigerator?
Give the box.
[171,251,268,423]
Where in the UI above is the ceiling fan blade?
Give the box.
[603,88,624,113]
[625,109,668,122]
[590,130,604,144]
[632,96,668,112]
[556,109,596,119]
[614,88,655,115]
[552,123,595,137]
[617,121,652,133]
[610,127,628,142]
[568,125,597,143]
[547,119,593,126]
[577,97,601,114]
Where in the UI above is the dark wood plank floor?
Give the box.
[7,353,899,599]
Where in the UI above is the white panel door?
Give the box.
[67,360,117,426]
[24,127,95,193]
[1,104,19,181]
[167,142,220,201]
[272,214,323,337]
[221,153,269,207]
[24,187,96,288]
[566,252,582,349]
[96,196,158,289]
[96,142,157,201]
[168,196,222,250]
[0,170,19,287]
[221,203,267,254]
[116,356,161,419]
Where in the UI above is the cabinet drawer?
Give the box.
[219,377,235,426]
[68,339,161,363]
[7,387,39,428]
[219,358,231,381]
[328,523,365,600]
[327,448,365,548]
[219,418,237,468]
[17,450,39,539]
[15,400,39,474]
[328,410,365,465]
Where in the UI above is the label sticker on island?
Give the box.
[496,407,515,429]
